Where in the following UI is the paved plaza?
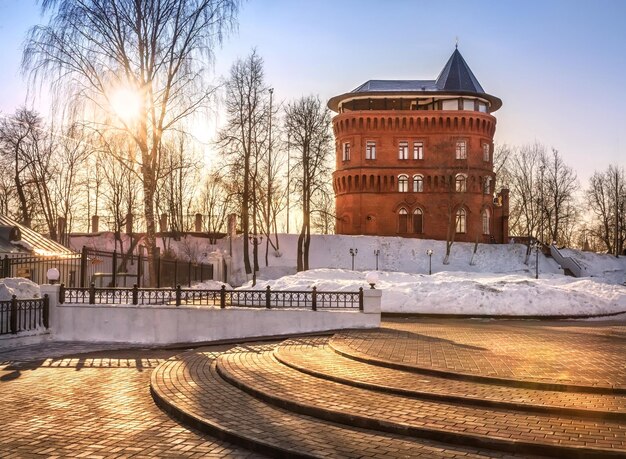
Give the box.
[2,318,626,457]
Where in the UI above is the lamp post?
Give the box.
[374,249,380,270]
[534,239,540,280]
[349,248,358,270]
[365,271,379,289]
[249,233,263,286]
[47,268,60,285]
[426,249,433,275]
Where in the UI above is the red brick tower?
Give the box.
[329,48,509,243]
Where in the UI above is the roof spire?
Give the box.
[455,36,459,49]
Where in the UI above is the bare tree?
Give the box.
[23,0,238,285]
[218,50,271,277]
[284,96,333,272]
[197,167,235,243]
[587,164,626,254]
[541,148,578,245]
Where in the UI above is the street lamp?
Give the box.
[534,239,541,280]
[249,233,263,287]
[47,268,60,285]
[365,271,379,289]
[374,249,380,270]
[349,248,358,270]
[426,249,433,275]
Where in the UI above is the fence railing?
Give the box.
[0,295,49,335]
[1,254,81,286]
[59,284,364,311]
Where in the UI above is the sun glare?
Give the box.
[109,87,142,123]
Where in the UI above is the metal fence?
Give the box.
[59,284,364,311]
[1,247,214,288]
[0,295,49,335]
[1,254,81,286]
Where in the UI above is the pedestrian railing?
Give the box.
[0,295,49,335]
[59,284,364,311]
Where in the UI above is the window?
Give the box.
[398,208,408,233]
[482,209,490,235]
[442,99,458,110]
[463,99,474,111]
[455,174,467,192]
[483,177,492,195]
[398,141,409,160]
[398,174,409,192]
[343,142,351,161]
[483,143,490,162]
[365,141,376,160]
[413,141,424,160]
[413,208,423,233]
[455,140,467,159]
[455,208,466,233]
[478,102,488,113]
[412,175,423,192]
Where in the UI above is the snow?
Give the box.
[0,278,41,301]
[67,233,626,317]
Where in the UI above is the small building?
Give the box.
[0,214,78,284]
[328,48,509,243]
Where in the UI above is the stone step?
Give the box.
[330,329,626,394]
[216,349,626,458]
[151,349,525,458]
[274,337,626,420]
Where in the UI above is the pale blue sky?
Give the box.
[1,0,624,184]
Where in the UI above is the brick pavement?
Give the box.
[0,345,263,458]
[152,346,529,458]
[331,318,626,390]
[216,348,626,457]
[275,337,626,418]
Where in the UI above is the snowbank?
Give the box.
[0,278,41,301]
[249,269,626,317]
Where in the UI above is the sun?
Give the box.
[109,87,143,123]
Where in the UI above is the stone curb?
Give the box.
[329,339,626,395]
[216,353,626,459]
[273,344,626,421]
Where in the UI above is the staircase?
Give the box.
[151,327,626,458]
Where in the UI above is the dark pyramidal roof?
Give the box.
[329,48,501,112]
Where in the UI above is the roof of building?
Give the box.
[328,48,501,112]
[0,214,75,256]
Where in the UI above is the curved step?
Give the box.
[274,337,626,420]
[217,349,626,458]
[329,331,626,395]
[150,350,518,458]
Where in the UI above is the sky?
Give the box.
[0,0,625,186]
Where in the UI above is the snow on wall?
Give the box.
[0,278,41,301]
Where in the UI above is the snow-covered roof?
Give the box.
[0,214,76,256]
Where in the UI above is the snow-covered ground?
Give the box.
[69,233,626,317]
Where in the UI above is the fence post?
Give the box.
[132,284,138,305]
[2,255,9,278]
[359,287,364,311]
[136,247,143,288]
[43,294,49,329]
[89,283,96,304]
[59,283,65,304]
[220,285,226,309]
[112,250,118,288]
[10,295,17,334]
[188,261,192,288]
[175,285,182,307]
[312,286,317,311]
[80,246,88,288]
[265,285,271,309]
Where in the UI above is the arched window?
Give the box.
[482,209,490,235]
[398,174,409,192]
[398,208,408,233]
[455,208,466,233]
[455,174,467,192]
[412,175,424,192]
[413,208,423,233]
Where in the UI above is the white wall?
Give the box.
[42,285,381,345]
